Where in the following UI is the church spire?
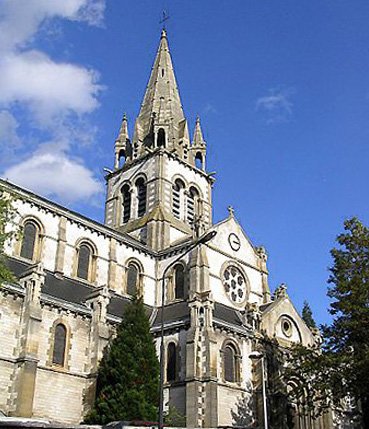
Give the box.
[114,113,130,170]
[191,116,207,170]
[132,29,189,156]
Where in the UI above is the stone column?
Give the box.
[55,216,67,274]
[12,264,45,417]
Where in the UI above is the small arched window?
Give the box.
[77,244,92,281]
[20,220,39,261]
[187,187,200,225]
[195,152,203,170]
[157,128,166,147]
[136,178,147,218]
[52,323,67,366]
[172,179,185,220]
[127,263,139,295]
[166,342,177,382]
[122,184,131,224]
[224,344,238,382]
[118,149,126,169]
[174,264,185,300]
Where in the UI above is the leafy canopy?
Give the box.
[0,193,17,283]
[287,217,369,427]
[301,300,317,329]
[85,296,159,425]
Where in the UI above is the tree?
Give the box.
[287,218,369,428]
[0,193,17,283]
[85,296,159,425]
[301,300,317,329]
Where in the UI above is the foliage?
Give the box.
[0,193,17,283]
[164,405,186,427]
[287,217,369,428]
[85,296,159,425]
[301,300,317,329]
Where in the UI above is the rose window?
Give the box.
[223,265,246,303]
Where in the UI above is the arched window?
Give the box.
[127,263,139,295]
[166,342,177,382]
[77,243,92,281]
[172,179,185,220]
[187,187,200,225]
[174,264,185,300]
[157,128,166,147]
[224,344,238,382]
[122,184,131,223]
[52,323,67,366]
[118,149,126,169]
[195,152,203,170]
[20,221,38,260]
[136,178,147,218]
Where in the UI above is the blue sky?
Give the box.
[1,0,369,325]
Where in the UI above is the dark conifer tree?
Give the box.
[301,300,317,329]
[85,296,159,425]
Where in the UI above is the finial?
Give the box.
[227,205,235,218]
[160,10,170,33]
[196,114,200,124]
[123,112,127,121]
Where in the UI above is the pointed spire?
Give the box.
[192,115,206,147]
[133,29,186,153]
[116,113,129,143]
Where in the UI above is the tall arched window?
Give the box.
[122,184,131,224]
[224,344,238,382]
[136,178,147,218]
[127,263,139,295]
[77,243,92,281]
[172,179,185,220]
[52,323,67,366]
[174,264,185,300]
[157,128,166,147]
[187,187,200,225]
[20,221,39,260]
[166,342,177,382]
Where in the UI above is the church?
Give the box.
[0,29,333,428]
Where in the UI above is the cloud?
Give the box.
[0,110,21,149]
[0,0,106,205]
[256,87,295,124]
[3,151,103,203]
[0,50,102,124]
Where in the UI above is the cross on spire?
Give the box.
[159,10,170,29]
[228,206,235,218]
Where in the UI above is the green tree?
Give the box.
[85,296,159,425]
[301,300,317,329]
[287,218,369,428]
[0,193,17,283]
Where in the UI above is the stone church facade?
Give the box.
[0,30,333,428]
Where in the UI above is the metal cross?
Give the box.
[159,10,170,28]
[228,205,235,217]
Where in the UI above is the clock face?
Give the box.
[222,265,246,304]
[228,233,241,251]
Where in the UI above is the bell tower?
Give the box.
[104,30,214,250]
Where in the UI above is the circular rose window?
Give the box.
[223,265,247,304]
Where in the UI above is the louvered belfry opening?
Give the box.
[187,187,199,225]
[166,342,177,382]
[20,221,37,260]
[77,244,91,280]
[172,179,184,219]
[136,178,147,217]
[127,263,139,295]
[122,184,131,223]
[52,324,67,366]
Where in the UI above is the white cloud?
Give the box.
[3,151,103,203]
[0,0,106,205]
[256,87,295,124]
[0,110,21,149]
[0,50,102,124]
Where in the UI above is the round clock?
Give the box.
[228,233,241,251]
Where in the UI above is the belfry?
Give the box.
[0,30,333,428]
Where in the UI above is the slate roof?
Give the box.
[152,301,190,327]
[213,302,243,327]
